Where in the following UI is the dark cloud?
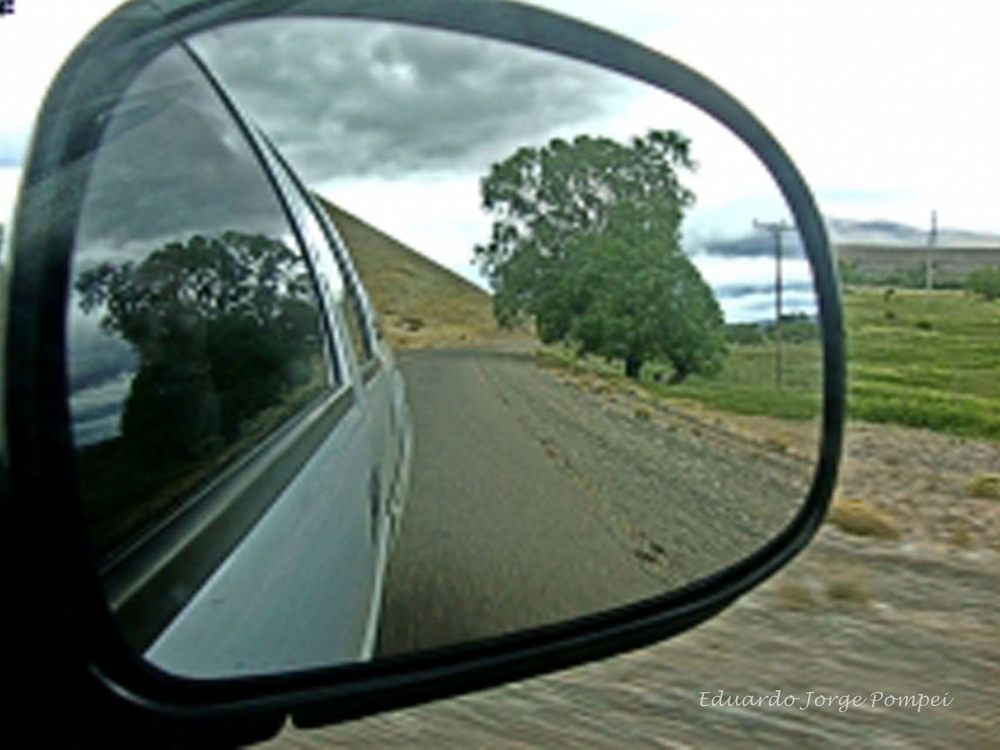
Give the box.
[76,46,293,249]
[190,19,628,181]
[713,280,814,299]
[701,232,805,259]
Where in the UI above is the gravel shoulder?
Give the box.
[265,356,1000,749]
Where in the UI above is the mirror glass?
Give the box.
[65,16,822,677]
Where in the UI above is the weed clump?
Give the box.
[774,580,817,611]
[825,571,873,605]
[400,316,424,331]
[764,435,789,453]
[826,497,901,540]
[965,474,1000,500]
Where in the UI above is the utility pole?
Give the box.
[754,219,794,389]
[925,209,938,294]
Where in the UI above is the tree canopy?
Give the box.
[76,231,324,456]
[475,129,725,380]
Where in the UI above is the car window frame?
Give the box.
[84,42,363,652]
[256,131,384,386]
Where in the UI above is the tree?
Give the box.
[475,130,725,381]
[76,231,323,459]
[966,265,1000,301]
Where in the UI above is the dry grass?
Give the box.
[774,580,818,612]
[634,406,653,421]
[826,497,901,540]
[764,435,790,454]
[824,566,874,606]
[316,196,529,349]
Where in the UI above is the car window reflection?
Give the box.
[67,48,331,560]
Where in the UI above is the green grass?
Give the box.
[543,287,1000,439]
[845,288,1000,438]
[661,342,822,420]
[541,338,822,422]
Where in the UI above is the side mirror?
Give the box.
[2,0,843,746]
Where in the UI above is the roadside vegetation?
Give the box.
[845,286,1000,438]
[319,189,999,441]
[542,286,1000,441]
[825,497,900,540]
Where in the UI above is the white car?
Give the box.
[64,42,412,677]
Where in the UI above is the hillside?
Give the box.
[828,217,1000,247]
[698,216,1000,282]
[314,196,524,349]
[835,243,1000,278]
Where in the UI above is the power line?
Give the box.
[754,219,794,390]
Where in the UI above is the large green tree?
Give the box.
[475,130,725,381]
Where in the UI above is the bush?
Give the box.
[966,266,1000,301]
[826,497,900,540]
[966,474,1000,500]
[724,322,766,345]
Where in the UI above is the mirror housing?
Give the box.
[1,0,844,745]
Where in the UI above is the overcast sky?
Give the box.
[3,0,999,298]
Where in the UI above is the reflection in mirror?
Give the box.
[69,17,822,678]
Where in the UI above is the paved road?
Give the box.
[377,348,809,657]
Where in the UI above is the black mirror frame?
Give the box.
[3,0,844,745]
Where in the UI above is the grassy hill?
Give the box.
[314,196,524,350]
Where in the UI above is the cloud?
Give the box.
[190,19,626,182]
[73,47,292,250]
[0,139,23,167]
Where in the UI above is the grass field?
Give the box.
[844,287,1000,438]
[540,339,823,422]
[543,287,1000,440]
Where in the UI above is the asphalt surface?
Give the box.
[376,348,811,657]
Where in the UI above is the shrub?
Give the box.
[965,474,1000,500]
[826,497,900,540]
[825,572,873,605]
[724,322,766,345]
[774,580,817,611]
[966,266,1000,301]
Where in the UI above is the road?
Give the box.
[377,347,811,657]
[266,367,999,748]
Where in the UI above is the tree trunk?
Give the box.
[624,354,642,380]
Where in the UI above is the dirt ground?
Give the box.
[265,410,999,749]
